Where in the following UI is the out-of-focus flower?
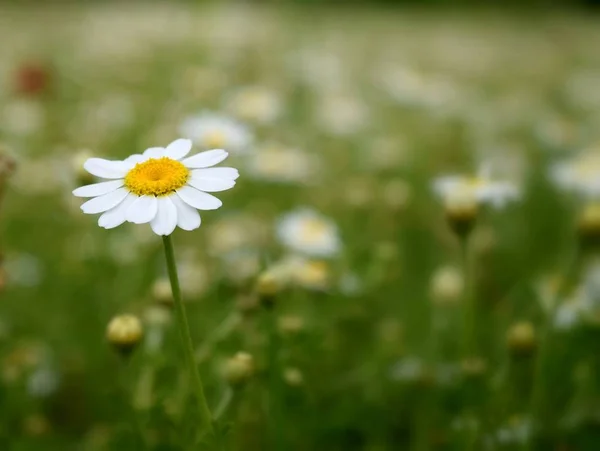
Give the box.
[316,94,369,136]
[27,367,60,398]
[430,265,463,306]
[276,208,341,257]
[225,86,282,124]
[72,139,239,235]
[223,352,254,386]
[143,305,172,354]
[278,315,305,335]
[494,417,531,446]
[206,213,267,255]
[434,163,520,209]
[283,367,304,386]
[246,142,320,184]
[106,314,143,355]
[534,115,582,150]
[221,250,261,284]
[1,99,45,137]
[179,112,252,153]
[3,253,43,287]
[551,146,600,198]
[14,63,51,96]
[506,321,537,356]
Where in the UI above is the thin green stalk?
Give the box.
[266,305,284,451]
[162,235,215,441]
[214,386,234,421]
[461,236,475,358]
[523,245,581,451]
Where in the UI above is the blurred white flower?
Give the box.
[246,142,319,184]
[179,112,252,153]
[27,367,59,398]
[225,86,282,125]
[277,208,341,257]
[72,139,239,235]
[316,94,369,136]
[1,99,45,137]
[433,163,520,209]
[551,146,600,198]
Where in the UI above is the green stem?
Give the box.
[266,305,284,451]
[523,245,581,451]
[214,386,234,421]
[461,236,475,358]
[162,235,215,440]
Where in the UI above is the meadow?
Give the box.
[1,3,600,450]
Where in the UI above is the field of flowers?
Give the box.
[1,3,600,451]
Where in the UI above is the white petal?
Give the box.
[98,194,137,229]
[165,139,192,160]
[176,186,222,210]
[124,154,146,165]
[188,174,236,193]
[181,149,228,169]
[83,158,129,179]
[150,196,178,236]
[80,188,129,214]
[73,180,124,198]
[171,195,201,231]
[143,147,166,159]
[191,167,239,180]
[126,195,158,224]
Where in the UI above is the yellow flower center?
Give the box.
[300,219,328,242]
[124,157,189,197]
[204,130,227,148]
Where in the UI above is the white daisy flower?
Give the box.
[179,112,252,153]
[72,139,239,236]
[276,208,341,257]
[433,163,520,209]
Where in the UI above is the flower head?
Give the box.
[551,146,600,198]
[276,208,341,257]
[433,163,520,209]
[73,139,239,236]
[179,112,252,153]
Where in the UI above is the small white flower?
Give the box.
[246,142,320,184]
[179,112,252,153]
[72,139,239,236]
[276,208,341,257]
[224,86,282,125]
[433,163,520,209]
[551,146,600,198]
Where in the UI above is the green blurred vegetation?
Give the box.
[0,3,600,451]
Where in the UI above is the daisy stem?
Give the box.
[460,236,475,358]
[162,236,216,441]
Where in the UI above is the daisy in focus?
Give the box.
[72,139,239,236]
[179,112,252,153]
[433,162,520,209]
[276,208,341,257]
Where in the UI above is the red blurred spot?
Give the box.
[14,63,50,95]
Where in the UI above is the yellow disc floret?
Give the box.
[124,158,190,197]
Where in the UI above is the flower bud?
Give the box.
[223,352,254,386]
[444,189,478,239]
[461,357,487,379]
[507,321,537,357]
[278,315,305,335]
[106,314,143,355]
[255,271,281,307]
[283,367,304,386]
[152,278,173,306]
[578,203,600,250]
[430,265,464,306]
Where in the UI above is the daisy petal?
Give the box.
[176,186,222,210]
[83,158,129,179]
[124,154,146,165]
[191,167,239,180]
[98,194,136,229]
[80,188,129,214]
[188,174,236,193]
[126,195,158,224]
[165,139,192,160]
[171,195,201,231]
[73,180,124,198]
[143,147,166,159]
[181,149,228,169]
[151,196,178,236]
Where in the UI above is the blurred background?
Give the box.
[1,1,600,450]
